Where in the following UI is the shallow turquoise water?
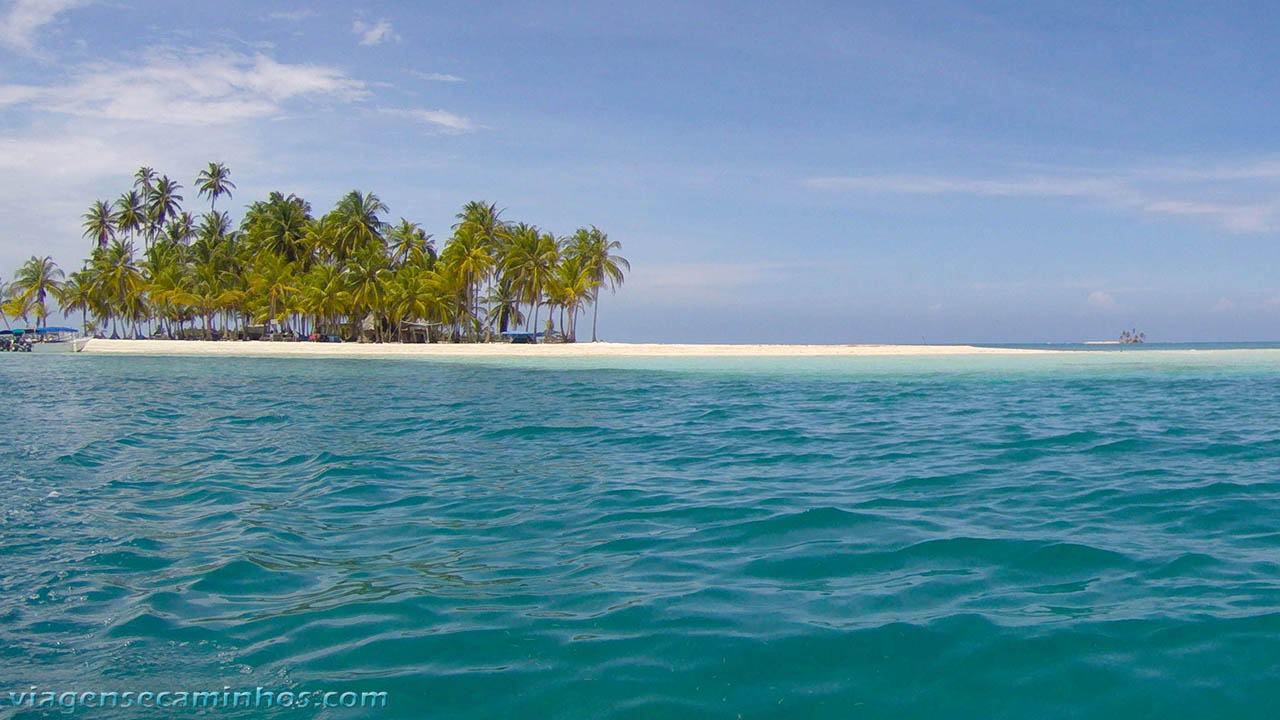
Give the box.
[4,351,1280,718]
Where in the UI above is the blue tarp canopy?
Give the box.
[36,327,76,333]
[500,331,546,337]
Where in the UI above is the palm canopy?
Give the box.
[8,255,66,328]
[330,190,389,261]
[242,192,313,263]
[134,166,157,193]
[147,176,184,238]
[113,190,146,240]
[196,162,236,211]
[388,219,434,267]
[568,226,629,341]
[82,200,115,250]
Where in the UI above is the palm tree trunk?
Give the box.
[531,301,540,344]
[591,288,600,342]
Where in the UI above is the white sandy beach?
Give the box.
[79,339,1054,358]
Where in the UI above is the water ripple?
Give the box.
[3,354,1280,717]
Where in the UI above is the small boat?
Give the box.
[33,327,90,353]
[2,327,89,353]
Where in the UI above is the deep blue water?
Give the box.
[4,351,1280,718]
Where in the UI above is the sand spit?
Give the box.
[80,339,1057,359]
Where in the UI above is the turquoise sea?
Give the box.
[4,348,1280,718]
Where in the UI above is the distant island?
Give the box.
[2,164,628,344]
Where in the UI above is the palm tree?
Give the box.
[146,175,184,245]
[243,192,313,263]
[195,162,236,212]
[134,166,157,195]
[98,240,145,338]
[331,190,389,261]
[453,201,509,332]
[1,293,32,330]
[82,200,115,250]
[61,271,94,333]
[347,248,390,341]
[387,219,434,267]
[9,255,65,328]
[113,190,146,246]
[569,226,628,342]
[165,211,196,246]
[301,264,351,338]
[439,225,493,340]
[386,266,428,340]
[247,253,298,334]
[545,254,597,342]
[502,224,558,342]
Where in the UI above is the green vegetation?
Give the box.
[3,164,628,343]
[1119,329,1145,344]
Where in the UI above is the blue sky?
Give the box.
[1,0,1279,342]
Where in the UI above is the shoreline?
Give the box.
[78,339,1058,358]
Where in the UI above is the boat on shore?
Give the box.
[2,327,90,353]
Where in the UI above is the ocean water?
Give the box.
[4,350,1280,718]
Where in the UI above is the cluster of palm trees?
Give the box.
[2,163,629,343]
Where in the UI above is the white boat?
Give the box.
[3,327,89,353]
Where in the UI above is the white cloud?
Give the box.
[0,49,366,125]
[0,0,89,53]
[378,107,474,133]
[410,71,465,83]
[1212,298,1235,312]
[0,116,268,276]
[803,161,1280,234]
[1087,291,1119,311]
[0,46,377,275]
[1141,200,1274,234]
[353,19,398,46]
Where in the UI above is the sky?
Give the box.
[1,0,1279,343]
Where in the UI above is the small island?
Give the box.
[3,164,628,345]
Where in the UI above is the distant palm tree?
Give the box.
[9,255,65,328]
[1,294,32,329]
[569,226,629,341]
[440,226,493,339]
[134,167,157,194]
[546,254,597,342]
[146,176,184,244]
[502,224,558,342]
[82,200,115,250]
[244,192,313,263]
[195,162,236,212]
[331,190,389,261]
[301,264,351,337]
[113,190,146,246]
[98,240,145,338]
[388,219,434,267]
[165,211,196,245]
[454,201,506,329]
[61,271,94,332]
[347,249,390,341]
[484,280,525,334]
[248,253,298,334]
